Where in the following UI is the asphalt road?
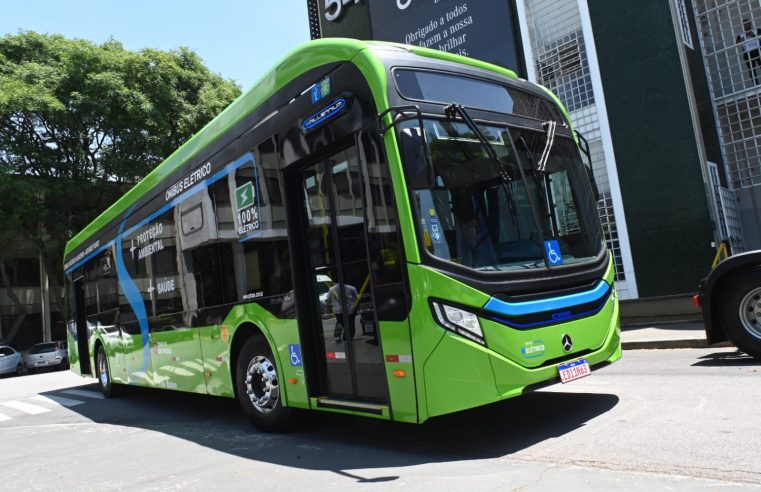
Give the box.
[1,347,760,491]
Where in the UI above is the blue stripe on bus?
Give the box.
[489,303,608,329]
[65,152,255,274]
[483,280,610,317]
[114,205,151,373]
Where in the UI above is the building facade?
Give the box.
[692,0,761,250]
[0,236,62,349]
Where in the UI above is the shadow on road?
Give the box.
[42,382,618,481]
[692,350,761,367]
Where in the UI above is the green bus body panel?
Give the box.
[408,257,619,421]
[197,322,232,397]
[481,258,615,370]
[424,333,501,417]
[489,296,621,400]
[424,287,621,418]
[92,329,154,388]
[377,319,418,423]
[66,330,82,376]
[404,263,491,422]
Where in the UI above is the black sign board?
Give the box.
[309,0,525,76]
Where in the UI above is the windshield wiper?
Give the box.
[444,104,511,183]
[536,121,557,172]
[501,126,552,266]
[517,121,561,238]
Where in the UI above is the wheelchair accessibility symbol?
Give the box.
[544,240,564,266]
[289,344,302,367]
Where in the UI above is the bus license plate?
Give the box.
[558,358,590,383]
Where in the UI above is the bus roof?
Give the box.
[63,38,520,261]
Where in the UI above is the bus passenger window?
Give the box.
[148,212,183,316]
[97,251,119,313]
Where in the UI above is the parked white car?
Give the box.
[23,341,69,373]
[0,345,24,376]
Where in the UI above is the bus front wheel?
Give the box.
[235,337,290,432]
[720,268,761,359]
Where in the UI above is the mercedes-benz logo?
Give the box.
[561,334,573,352]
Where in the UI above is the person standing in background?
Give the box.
[329,282,358,343]
[737,18,761,85]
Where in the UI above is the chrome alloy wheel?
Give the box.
[739,286,761,340]
[99,352,109,387]
[245,355,279,414]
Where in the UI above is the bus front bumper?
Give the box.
[422,295,622,419]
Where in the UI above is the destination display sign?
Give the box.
[368,1,523,73]
[312,0,524,75]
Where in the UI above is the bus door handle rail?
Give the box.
[377,104,425,135]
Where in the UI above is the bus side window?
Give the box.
[242,240,292,298]
[96,250,119,328]
[151,210,184,316]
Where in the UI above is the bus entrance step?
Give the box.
[314,397,387,416]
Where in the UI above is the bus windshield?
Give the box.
[400,118,603,272]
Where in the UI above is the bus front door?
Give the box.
[73,277,92,375]
[293,143,390,404]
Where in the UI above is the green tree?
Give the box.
[0,31,241,341]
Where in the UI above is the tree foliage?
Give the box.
[0,31,241,326]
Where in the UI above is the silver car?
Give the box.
[23,341,69,373]
[0,345,23,376]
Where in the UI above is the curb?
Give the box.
[622,339,733,350]
[621,319,703,329]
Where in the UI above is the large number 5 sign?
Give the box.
[324,0,360,22]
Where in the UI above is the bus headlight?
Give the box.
[431,301,485,345]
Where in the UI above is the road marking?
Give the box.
[0,412,11,422]
[31,394,85,408]
[2,400,51,415]
[61,389,105,400]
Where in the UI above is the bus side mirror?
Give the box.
[399,128,434,190]
[575,130,600,202]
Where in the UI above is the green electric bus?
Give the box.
[63,39,622,431]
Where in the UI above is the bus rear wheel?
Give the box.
[720,268,761,359]
[95,345,120,398]
[235,337,290,432]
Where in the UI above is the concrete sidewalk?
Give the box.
[620,321,730,350]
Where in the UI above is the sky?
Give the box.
[0,0,311,90]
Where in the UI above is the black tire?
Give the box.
[95,345,119,398]
[15,364,22,376]
[235,337,290,432]
[719,268,761,359]
[60,358,69,371]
